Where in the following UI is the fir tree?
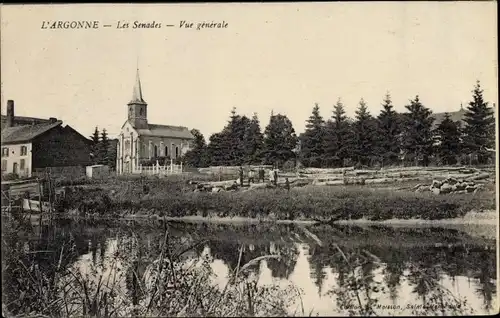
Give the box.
[435,113,461,165]
[352,98,378,166]
[183,129,209,167]
[300,103,325,168]
[242,113,264,164]
[235,115,251,164]
[98,128,110,165]
[90,126,100,164]
[377,92,401,166]
[223,107,248,165]
[107,139,117,170]
[462,81,495,164]
[400,95,435,166]
[206,132,229,166]
[261,113,298,167]
[323,99,355,167]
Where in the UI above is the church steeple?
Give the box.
[130,68,146,104]
[127,67,148,129]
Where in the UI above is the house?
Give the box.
[1,100,92,178]
[116,69,195,175]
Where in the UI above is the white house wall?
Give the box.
[1,142,32,178]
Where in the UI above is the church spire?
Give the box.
[130,67,146,104]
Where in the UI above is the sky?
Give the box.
[1,2,498,140]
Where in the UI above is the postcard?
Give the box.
[1,2,498,317]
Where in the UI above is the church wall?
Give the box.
[137,136,192,161]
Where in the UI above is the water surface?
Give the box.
[2,219,497,316]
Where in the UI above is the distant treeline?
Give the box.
[181,81,496,169]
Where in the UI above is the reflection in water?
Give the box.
[2,219,497,316]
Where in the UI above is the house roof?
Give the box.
[1,114,53,126]
[432,109,467,128]
[1,121,63,144]
[136,123,195,139]
[392,108,467,129]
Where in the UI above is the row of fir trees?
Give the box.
[182,81,495,168]
[90,127,117,170]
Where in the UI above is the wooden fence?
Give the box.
[137,163,184,176]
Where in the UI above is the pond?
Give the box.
[2,218,497,317]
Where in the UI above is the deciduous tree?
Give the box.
[261,113,298,167]
[183,129,209,167]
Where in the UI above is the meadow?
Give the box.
[55,174,496,222]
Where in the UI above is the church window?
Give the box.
[140,107,144,116]
[165,146,169,157]
[154,145,158,158]
[175,146,179,158]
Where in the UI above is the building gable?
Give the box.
[31,125,92,168]
[1,121,63,145]
[121,120,139,137]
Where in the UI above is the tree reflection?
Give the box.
[381,249,405,305]
[473,247,496,311]
[266,243,299,280]
[2,219,497,317]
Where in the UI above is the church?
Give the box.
[116,69,195,175]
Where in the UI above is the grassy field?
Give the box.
[55,174,496,222]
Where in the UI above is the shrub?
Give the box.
[1,173,19,181]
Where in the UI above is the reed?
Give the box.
[1,218,305,317]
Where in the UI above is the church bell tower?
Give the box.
[127,68,148,129]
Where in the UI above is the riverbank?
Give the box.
[333,210,498,226]
[60,209,496,224]
[56,175,495,222]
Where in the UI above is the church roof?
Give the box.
[129,68,146,104]
[136,123,195,139]
[1,120,63,144]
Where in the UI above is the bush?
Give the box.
[1,173,19,181]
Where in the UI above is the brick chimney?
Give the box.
[6,100,14,128]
